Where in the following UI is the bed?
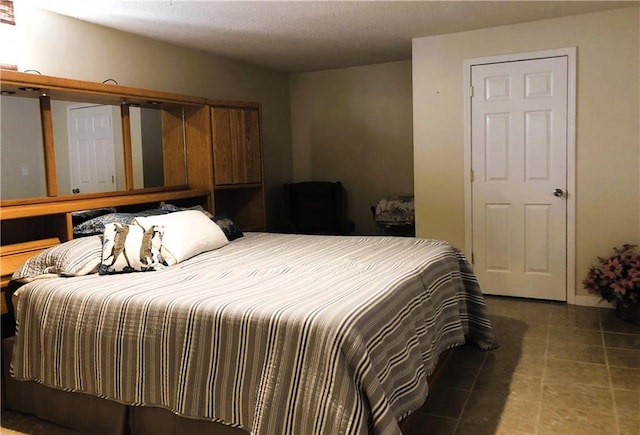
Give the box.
[5,229,496,435]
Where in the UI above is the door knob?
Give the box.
[553,188,564,197]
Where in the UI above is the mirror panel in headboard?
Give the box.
[0,94,47,200]
[0,70,206,201]
[51,99,126,195]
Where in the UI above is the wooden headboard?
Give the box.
[0,70,266,335]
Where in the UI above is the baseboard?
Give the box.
[572,294,615,308]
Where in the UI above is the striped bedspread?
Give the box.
[11,233,496,435]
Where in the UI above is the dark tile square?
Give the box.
[607,347,640,369]
[423,386,470,419]
[401,413,457,435]
[604,332,640,350]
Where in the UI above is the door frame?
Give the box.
[462,47,577,304]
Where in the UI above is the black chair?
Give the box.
[283,181,355,235]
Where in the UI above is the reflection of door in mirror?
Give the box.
[0,95,47,200]
[67,104,116,194]
[53,100,124,195]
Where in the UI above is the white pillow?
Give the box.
[133,210,228,265]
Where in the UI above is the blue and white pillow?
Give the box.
[212,216,244,241]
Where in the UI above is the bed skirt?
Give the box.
[2,337,246,435]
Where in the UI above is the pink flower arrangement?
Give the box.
[583,244,640,307]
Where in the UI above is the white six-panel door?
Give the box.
[471,56,568,301]
[67,104,117,194]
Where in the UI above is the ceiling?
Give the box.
[38,1,637,73]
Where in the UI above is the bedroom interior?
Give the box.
[0,1,639,434]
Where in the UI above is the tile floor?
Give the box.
[1,296,639,435]
[401,296,640,435]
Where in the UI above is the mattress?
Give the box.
[10,232,496,435]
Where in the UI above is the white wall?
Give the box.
[412,7,640,299]
[9,5,292,230]
[290,61,413,234]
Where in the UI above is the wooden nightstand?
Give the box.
[0,238,60,337]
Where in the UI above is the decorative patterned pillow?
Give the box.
[73,209,175,237]
[74,212,138,237]
[71,207,117,227]
[99,223,164,275]
[162,203,214,218]
[159,203,182,213]
[212,216,244,241]
[12,236,103,282]
[134,210,228,266]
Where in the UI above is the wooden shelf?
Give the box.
[1,237,61,315]
[0,238,61,287]
[214,183,262,191]
[0,188,210,220]
[1,70,206,107]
